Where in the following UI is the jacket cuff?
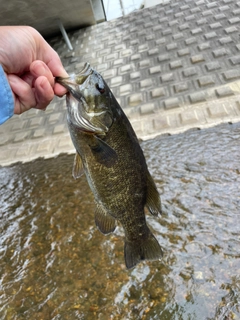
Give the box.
[0,65,14,125]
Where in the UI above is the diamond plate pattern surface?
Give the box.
[1,0,240,165]
[53,0,240,123]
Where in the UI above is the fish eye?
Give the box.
[96,83,105,94]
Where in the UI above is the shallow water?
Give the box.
[0,122,239,320]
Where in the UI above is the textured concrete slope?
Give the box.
[1,0,240,166]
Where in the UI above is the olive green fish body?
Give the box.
[57,63,163,269]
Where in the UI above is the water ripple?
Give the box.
[0,122,239,319]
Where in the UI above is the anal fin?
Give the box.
[95,203,116,234]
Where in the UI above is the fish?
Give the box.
[56,63,163,269]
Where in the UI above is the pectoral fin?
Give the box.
[90,136,118,167]
[95,203,116,234]
[146,171,162,216]
[72,152,84,179]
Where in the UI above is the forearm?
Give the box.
[0,65,14,124]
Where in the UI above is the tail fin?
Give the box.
[124,231,163,269]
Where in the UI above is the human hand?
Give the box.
[0,26,68,114]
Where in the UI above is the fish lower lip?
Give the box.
[55,75,75,86]
[55,77,72,89]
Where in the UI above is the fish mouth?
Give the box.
[55,62,93,88]
[79,62,92,76]
[56,63,109,135]
[55,62,92,108]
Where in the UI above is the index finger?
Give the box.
[40,41,69,78]
[39,44,69,96]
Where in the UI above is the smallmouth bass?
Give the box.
[56,63,163,269]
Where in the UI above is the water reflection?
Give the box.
[0,122,240,319]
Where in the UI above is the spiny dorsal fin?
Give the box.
[146,171,162,216]
[72,153,84,179]
[95,203,116,234]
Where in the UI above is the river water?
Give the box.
[0,122,239,319]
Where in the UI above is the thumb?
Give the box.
[41,42,68,78]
